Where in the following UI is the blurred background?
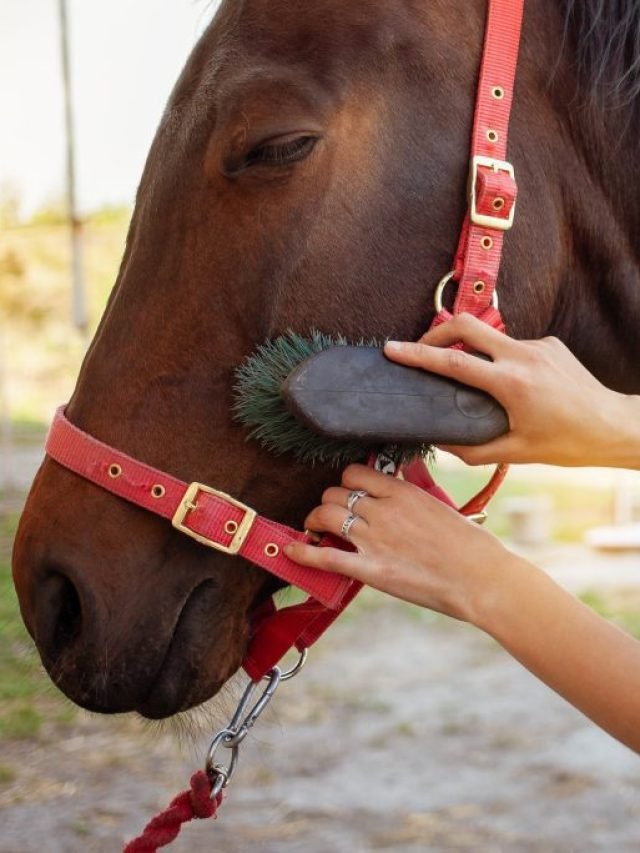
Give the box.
[1,2,640,850]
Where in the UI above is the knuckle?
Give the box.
[377,561,400,588]
[317,548,348,574]
[315,505,334,527]
[341,465,359,486]
[446,347,468,372]
[541,335,561,348]
[456,312,477,331]
[455,448,475,465]
[504,367,527,393]
[521,340,544,360]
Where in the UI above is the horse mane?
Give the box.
[561,0,640,107]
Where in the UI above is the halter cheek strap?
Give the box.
[449,0,523,320]
[44,0,524,681]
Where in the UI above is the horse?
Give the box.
[12,0,640,720]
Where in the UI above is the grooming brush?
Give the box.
[234,332,508,467]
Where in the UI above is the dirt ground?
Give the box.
[1,556,640,853]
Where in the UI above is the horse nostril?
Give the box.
[35,571,83,662]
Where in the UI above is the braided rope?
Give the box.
[123,771,223,852]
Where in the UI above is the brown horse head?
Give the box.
[12,0,640,718]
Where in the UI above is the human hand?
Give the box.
[284,464,510,624]
[384,314,635,468]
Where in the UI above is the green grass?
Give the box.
[431,463,612,543]
[8,417,48,447]
[0,763,17,785]
[0,512,75,741]
[580,588,640,639]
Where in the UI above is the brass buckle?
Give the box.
[469,155,516,231]
[172,482,257,554]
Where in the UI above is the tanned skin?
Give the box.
[287,314,640,754]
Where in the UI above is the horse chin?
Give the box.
[135,578,250,720]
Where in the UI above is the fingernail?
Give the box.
[385,341,402,351]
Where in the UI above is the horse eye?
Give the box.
[242,135,319,170]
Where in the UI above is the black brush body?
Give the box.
[282,346,508,446]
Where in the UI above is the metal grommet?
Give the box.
[264,543,280,558]
[492,86,505,100]
[151,484,166,499]
[486,129,499,143]
[108,463,122,479]
[473,280,486,295]
[492,197,505,211]
[480,236,494,250]
[225,520,239,536]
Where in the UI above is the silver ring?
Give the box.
[434,270,499,313]
[347,490,368,513]
[340,513,359,540]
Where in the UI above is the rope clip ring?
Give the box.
[204,649,308,798]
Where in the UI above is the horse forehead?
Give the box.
[211,0,431,78]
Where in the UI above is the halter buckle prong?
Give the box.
[469,155,516,231]
[172,482,257,554]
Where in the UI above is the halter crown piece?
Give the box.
[45,0,524,682]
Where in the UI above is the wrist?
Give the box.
[600,392,640,469]
[465,545,539,634]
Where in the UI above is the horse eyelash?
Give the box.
[244,135,318,168]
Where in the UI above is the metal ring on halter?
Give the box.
[341,513,359,540]
[347,489,368,513]
[271,648,308,682]
[434,271,499,314]
[466,512,488,525]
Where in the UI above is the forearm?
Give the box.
[475,554,640,752]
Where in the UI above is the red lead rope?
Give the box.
[123,773,222,853]
[43,2,526,849]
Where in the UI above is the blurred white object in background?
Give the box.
[585,470,640,551]
[503,495,552,546]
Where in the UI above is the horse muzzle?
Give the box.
[12,460,259,717]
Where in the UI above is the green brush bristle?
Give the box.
[233,331,432,467]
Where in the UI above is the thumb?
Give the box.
[439,435,517,466]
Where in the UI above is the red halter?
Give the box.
[45,0,524,682]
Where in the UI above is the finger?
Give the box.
[322,486,377,520]
[417,313,510,357]
[439,435,518,466]
[384,341,496,393]
[284,542,364,579]
[304,503,369,542]
[340,464,401,498]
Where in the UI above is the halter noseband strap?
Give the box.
[46,407,352,610]
[45,0,524,681]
